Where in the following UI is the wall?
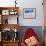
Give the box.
[18,0,44,26]
[0,0,15,7]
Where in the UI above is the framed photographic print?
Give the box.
[9,10,17,15]
[0,32,1,41]
[2,28,13,41]
[8,15,18,24]
[23,8,36,19]
[9,10,15,15]
[2,10,9,15]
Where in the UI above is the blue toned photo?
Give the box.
[23,8,36,19]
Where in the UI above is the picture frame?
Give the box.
[9,10,17,15]
[0,32,1,41]
[2,28,13,41]
[2,10,9,15]
[23,8,36,19]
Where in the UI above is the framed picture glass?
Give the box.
[0,32,1,41]
[2,10,9,15]
[23,8,36,19]
[8,15,18,24]
[1,28,13,41]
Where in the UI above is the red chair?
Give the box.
[21,28,41,46]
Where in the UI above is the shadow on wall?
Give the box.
[18,26,44,44]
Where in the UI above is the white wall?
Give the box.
[0,0,44,26]
[0,0,15,7]
[18,0,44,26]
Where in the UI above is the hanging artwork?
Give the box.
[2,10,9,15]
[23,8,36,19]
